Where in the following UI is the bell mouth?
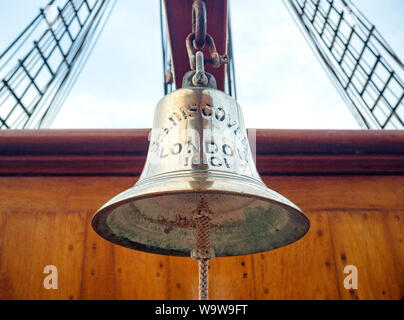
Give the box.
[92,171,310,257]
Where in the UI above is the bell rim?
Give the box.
[92,188,310,257]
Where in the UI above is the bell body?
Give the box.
[92,87,309,256]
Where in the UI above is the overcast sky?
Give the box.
[0,0,403,129]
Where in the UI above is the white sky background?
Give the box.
[0,0,403,129]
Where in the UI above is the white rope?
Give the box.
[191,195,215,300]
[198,257,210,300]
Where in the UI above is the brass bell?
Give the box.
[93,0,309,299]
[92,56,309,259]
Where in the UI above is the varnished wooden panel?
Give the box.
[0,176,403,300]
[1,176,403,213]
[384,212,404,296]
[0,211,86,299]
[80,212,115,299]
[113,246,169,300]
[167,257,198,300]
[253,211,340,299]
[262,176,404,211]
[327,211,403,300]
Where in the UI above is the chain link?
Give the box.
[186,0,229,70]
[192,0,207,50]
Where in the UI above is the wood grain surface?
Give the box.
[0,175,402,300]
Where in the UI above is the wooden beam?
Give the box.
[163,0,227,91]
[1,129,404,175]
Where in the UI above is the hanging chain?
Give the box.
[186,0,229,71]
[192,0,207,50]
